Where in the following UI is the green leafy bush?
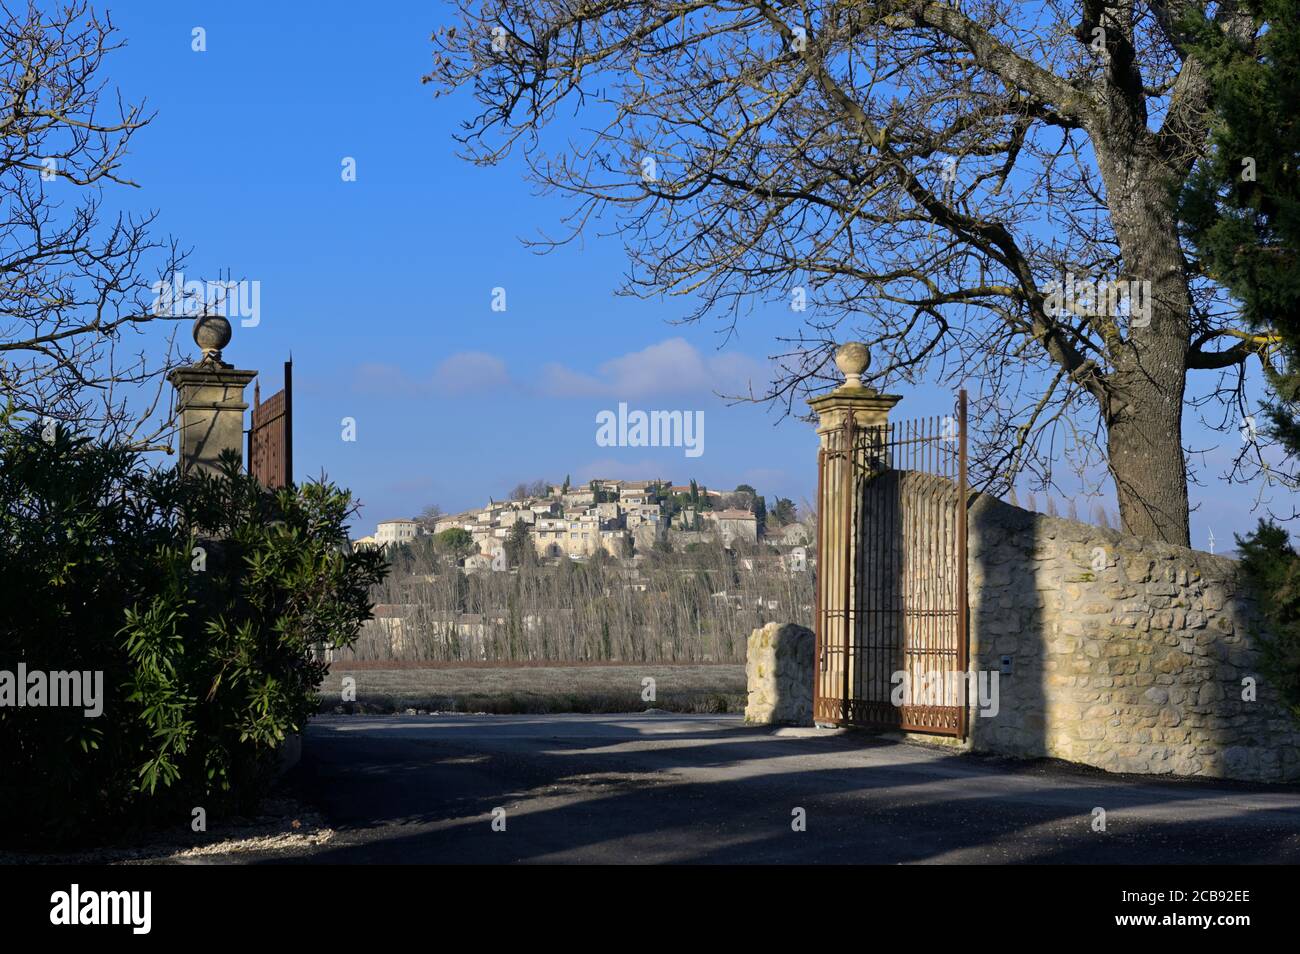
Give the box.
[1236,520,1300,725]
[0,423,387,846]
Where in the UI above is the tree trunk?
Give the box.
[1106,378,1190,545]
[1096,134,1194,547]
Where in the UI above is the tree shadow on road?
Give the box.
[267,716,1300,865]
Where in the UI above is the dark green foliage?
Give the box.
[1179,0,1300,453]
[1236,520,1300,723]
[435,527,475,560]
[1182,3,1300,727]
[772,497,797,527]
[503,518,534,567]
[0,424,387,846]
[388,526,476,574]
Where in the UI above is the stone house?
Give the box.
[710,508,758,545]
[600,528,632,555]
[562,490,596,508]
[622,479,666,492]
[375,519,421,549]
[434,512,477,534]
[470,527,496,554]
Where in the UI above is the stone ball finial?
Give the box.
[193,314,232,366]
[833,342,871,389]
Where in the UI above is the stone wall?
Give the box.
[967,493,1300,782]
[745,622,814,725]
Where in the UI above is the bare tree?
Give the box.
[507,478,553,500]
[427,1,1269,545]
[415,502,445,531]
[348,536,813,663]
[0,2,186,446]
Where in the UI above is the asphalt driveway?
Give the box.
[274,713,1300,864]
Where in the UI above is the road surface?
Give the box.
[259,713,1300,864]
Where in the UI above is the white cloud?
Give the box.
[432,351,509,396]
[537,362,606,398]
[539,337,767,398]
[351,339,766,402]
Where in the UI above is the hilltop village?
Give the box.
[353,478,812,567]
[345,477,815,663]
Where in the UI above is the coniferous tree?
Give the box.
[1179,0,1300,457]
[1180,0,1300,724]
[504,519,534,568]
[772,498,797,527]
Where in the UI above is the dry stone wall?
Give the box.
[744,488,1300,781]
[966,493,1300,782]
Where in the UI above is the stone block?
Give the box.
[745,622,814,726]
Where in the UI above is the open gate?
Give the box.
[814,391,969,737]
[248,358,293,489]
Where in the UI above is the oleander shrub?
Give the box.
[0,422,387,846]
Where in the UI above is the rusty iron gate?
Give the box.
[814,391,969,736]
[248,358,293,489]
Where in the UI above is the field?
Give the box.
[317,662,746,715]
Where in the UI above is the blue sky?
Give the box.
[96,2,1276,548]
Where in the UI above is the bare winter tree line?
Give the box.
[341,537,814,663]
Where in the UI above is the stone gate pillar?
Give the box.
[168,315,257,477]
[806,343,901,724]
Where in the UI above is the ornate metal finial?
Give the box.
[833,342,871,389]
[192,314,233,367]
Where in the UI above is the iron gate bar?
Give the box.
[284,357,293,484]
[816,446,824,679]
[957,389,969,739]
